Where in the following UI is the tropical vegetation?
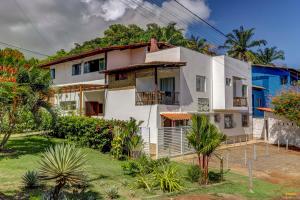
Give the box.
[186,114,226,184]
[255,46,285,65]
[272,89,300,126]
[0,48,55,150]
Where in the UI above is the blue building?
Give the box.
[252,64,300,117]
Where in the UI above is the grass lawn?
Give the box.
[0,134,296,200]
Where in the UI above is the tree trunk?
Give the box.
[53,182,65,200]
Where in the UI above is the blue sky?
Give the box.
[188,0,300,68]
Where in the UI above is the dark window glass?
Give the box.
[214,114,221,123]
[280,75,288,85]
[224,114,233,129]
[99,58,106,71]
[84,59,100,73]
[50,68,55,79]
[115,73,128,80]
[242,114,249,127]
[72,63,81,76]
[196,75,206,92]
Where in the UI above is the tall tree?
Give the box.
[255,47,285,65]
[221,26,267,62]
[187,35,216,56]
[0,48,55,150]
[186,114,225,184]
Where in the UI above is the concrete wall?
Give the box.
[145,47,181,62]
[51,54,105,86]
[104,88,159,143]
[265,112,300,147]
[253,117,266,138]
[107,47,146,70]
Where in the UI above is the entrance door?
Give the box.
[85,101,102,116]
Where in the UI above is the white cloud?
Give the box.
[0,0,211,57]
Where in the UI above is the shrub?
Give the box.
[121,160,140,176]
[39,144,87,199]
[187,165,202,183]
[136,175,154,192]
[105,185,119,199]
[52,116,126,152]
[153,165,183,192]
[208,171,222,183]
[22,170,39,189]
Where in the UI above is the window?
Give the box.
[84,59,101,73]
[214,114,221,123]
[226,78,231,86]
[196,75,206,92]
[72,63,81,76]
[242,114,249,127]
[115,73,128,81]
[160,77,175,92]
[242,85,248,97]
[99,58,106,71]
[224,114,233,129]
[280,75,288,85]
[50,68,55,79]
[60,101,76,110]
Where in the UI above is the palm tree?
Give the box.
[39,144,87,200]
[188,35,216,56]
[221,26,267,62]
[255,47,285,65]
[186,114,225,184]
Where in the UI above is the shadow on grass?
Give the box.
[0,135,60,161]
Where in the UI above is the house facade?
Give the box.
[42,40,253,145]
[252,64,300,117]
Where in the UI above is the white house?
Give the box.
[41,40,252,147]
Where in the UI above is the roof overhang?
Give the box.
[53,81,107,93]
[252,85,266,90]
[256,107,274,112]
[103,61,186,74]
[40,42,173,68]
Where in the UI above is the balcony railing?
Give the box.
[233,97,248,107]
[136,91,179,105]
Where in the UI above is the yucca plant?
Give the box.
[39,143,87,200]
[154,165,183,192]
[22,170,39,189]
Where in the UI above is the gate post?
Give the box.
[180,128,184,156]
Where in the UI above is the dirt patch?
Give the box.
[167,193,246,200]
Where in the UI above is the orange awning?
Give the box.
[160,113,192,120]
[257,107,274,112]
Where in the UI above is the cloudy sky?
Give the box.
[0,0,299,67]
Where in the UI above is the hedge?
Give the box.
[52,116,127,152]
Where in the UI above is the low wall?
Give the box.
[253,117,265,139]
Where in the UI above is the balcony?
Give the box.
[136,91,179,105]
[233,97,248,107]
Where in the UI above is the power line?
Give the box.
[0,41,50,57]
[174,0,228,39]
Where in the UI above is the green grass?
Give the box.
[0,135,297,199]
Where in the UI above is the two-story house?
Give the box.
[41,39,252,146]
[252,64,300,117]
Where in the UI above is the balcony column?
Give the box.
[79,85,83,116]
[154,66,158,104]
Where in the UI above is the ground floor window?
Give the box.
[85,101,103,116]
[224,114,234,129]
[214,114,221,123]
[60,101,76,110]
[242,114,249,127]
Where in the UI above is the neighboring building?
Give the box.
[252,64,300,117]
[41,40,253,146]
[256,107,300,148]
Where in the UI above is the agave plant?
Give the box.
[22,170,39,189]
[39,143,87,200]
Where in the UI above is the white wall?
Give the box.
[265,112,300,147]
[145,47,181,62]
[104,88,159,143]
[51,54,105,86]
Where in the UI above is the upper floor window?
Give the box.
[115,73,128,81]
[242,85,248,97]
[280,75,288,85]
[84,58,105,73]
[196,75,206,92]
[226,78,231,86]
[50,68,55,79]
[72,63,81,76]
